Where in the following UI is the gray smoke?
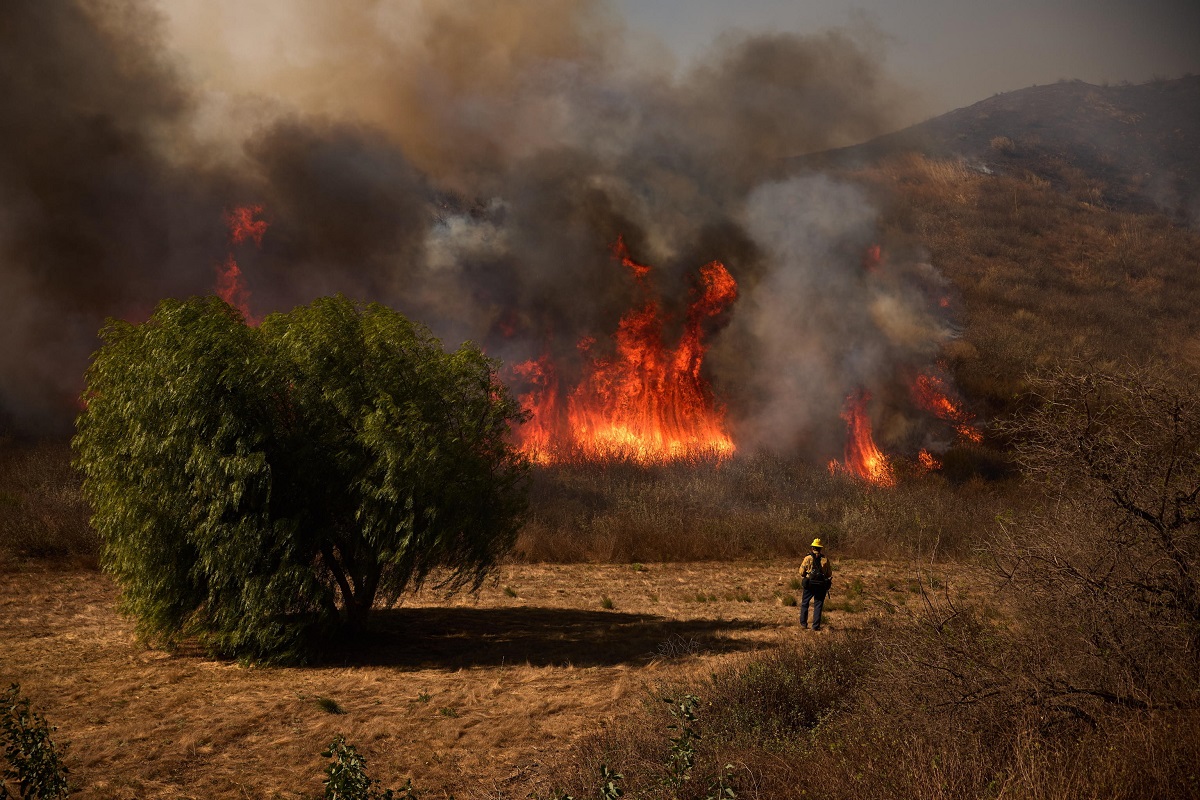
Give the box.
[727,176,955,456]
[2,0,951,460]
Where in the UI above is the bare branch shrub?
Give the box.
[996,363,1200,712]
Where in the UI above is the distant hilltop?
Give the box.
[793,75,1200,224]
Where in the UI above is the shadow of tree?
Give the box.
[327,606,777,669]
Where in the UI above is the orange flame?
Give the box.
[833,390,895,486]
[910,372,982,443]
[216,205,268,326]
[612,235,652,281]
[515,240,737,464]
[512,355,561,465]
[225,205,269,246]
[918,449,942,471]
[216,255,257,324]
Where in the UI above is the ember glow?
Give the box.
[216,206,268,326]
[911,371,982,443]
[832,390,896,486]
[514,239,737,464]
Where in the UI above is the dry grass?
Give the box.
[0,440,96,565]
[862,154,1200,417]
[517,454,1016,563]
[0,558,987,799]
[545,604,1200,800]
[1,441,1017,571]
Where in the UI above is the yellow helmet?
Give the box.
[811,538,823,548]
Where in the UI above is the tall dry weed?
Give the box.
[0,440,95,565]
[516,454,1014,563]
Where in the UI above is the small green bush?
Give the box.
[321,735,416,800]
[1,684,69,800]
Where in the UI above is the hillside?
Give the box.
[799,75,1200,223]
[790,77,1200,422]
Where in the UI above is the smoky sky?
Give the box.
[620,0,1200,123]
[3,0,958,457]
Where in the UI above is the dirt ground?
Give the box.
[0,559,991,799]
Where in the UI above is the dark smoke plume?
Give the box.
[3,0,951,462]
[0,0,227,432]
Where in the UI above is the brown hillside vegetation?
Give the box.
[859,152,1200,414]
[807,76,1200,221]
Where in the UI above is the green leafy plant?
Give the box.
[552,764,623,800]
[1,684,69,800]
[598,764,624,799]
[663,694,702,792]
[73,295,528,663]
[706,764,738,800]
[321,735,417,800]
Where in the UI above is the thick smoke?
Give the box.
[727,176,954,455]
[0,1,231,432]
[2,0,946,460]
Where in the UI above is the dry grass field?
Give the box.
[0,558,990,799]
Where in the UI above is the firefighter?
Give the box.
[799,538,832,630]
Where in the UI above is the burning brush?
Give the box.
[513,237,737,465]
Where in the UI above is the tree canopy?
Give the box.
[73,295,528,663]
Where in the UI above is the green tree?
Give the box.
[73,295,527,663]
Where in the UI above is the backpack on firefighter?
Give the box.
[802,547,830,591]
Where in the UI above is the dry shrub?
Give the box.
[993,364,1200,712]
[0,439,95,565]
[541,632,876,800]
[990,135,1017,155]
[548,606,1199,800]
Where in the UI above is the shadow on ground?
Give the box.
[328,606,777,669]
